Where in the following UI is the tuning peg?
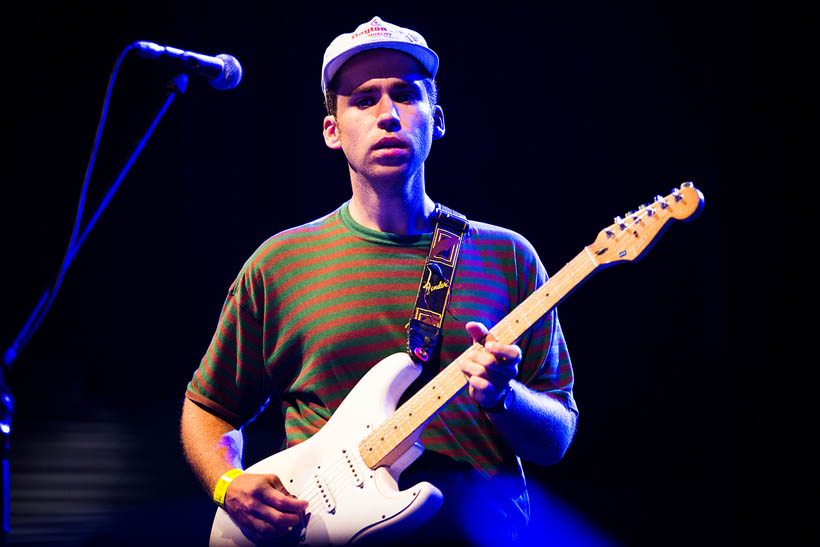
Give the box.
[614,216,626,230]
[672,187,683,202]
[681,181,694,189]
[639,203,655,217]
[655,195,668,209]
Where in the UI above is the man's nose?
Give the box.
[376,98,401,131]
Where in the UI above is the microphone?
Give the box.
[133,41,242,91]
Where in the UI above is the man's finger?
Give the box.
[258,482,308,514]
[485,340,522,363]
[465,321,489,342]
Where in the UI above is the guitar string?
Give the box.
[362,359,467,464]
[293,452,354,508]
[293,417,403,505]
[496,203,662,341]
[307,444,370,495]
[489,256,587,345]
[295,437,399,514]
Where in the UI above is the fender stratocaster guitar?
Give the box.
[210,183,705,546]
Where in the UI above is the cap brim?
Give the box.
[322,41,439,93]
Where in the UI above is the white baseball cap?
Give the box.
[321,16,439,93]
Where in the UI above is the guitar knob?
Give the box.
[614,216,626,229]
[654,195,668,209]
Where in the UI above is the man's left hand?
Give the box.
[460,321,522,409]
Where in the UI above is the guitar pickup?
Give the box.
[343,448,364,488]
[312,473,336,513]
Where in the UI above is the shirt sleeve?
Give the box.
[511,237,578,415]
[185,263,273,428]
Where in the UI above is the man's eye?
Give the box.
[394,93,415,103]
[355,97,375,108]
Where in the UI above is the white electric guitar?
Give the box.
[210,184,705,546]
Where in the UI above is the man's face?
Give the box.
[323,49,444,185]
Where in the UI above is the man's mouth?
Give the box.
[373,137,408,150]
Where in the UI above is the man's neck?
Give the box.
[348,171,435,235]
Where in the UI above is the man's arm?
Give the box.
[459,322,577,466]
[180,398,308,541]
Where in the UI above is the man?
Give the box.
[181,17,577,545]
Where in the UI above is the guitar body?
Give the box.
[210,352,444,546]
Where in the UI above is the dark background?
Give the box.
[3,0,801,545]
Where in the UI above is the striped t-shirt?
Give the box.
[186,202,576,478]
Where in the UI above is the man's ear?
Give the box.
[323,115,342,149]
[432,105,445,140]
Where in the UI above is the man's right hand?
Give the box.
[224,472,309,543]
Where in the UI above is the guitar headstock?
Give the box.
[587,182,704,266]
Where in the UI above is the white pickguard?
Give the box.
[210,352,444,546]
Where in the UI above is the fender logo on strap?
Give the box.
[423,280,449,295]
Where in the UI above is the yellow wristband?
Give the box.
[213,468,244,508]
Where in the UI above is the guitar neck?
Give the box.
[358,247,600,469]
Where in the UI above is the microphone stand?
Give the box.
[1,71,189,545]
[0,376,12,547]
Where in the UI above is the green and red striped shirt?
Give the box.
[186,202,576,478]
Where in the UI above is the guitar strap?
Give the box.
[407,204,470,364]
